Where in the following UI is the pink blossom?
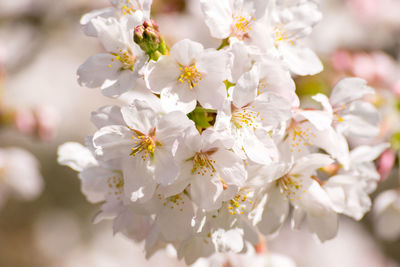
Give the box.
[378,148,395,181]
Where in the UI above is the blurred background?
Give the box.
[0,0,400,266]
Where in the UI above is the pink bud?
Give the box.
[14,109,36,134]
[352,53,377,82]
[34,106,60,141]
[331,50,352,72]
[391,80,400,98]
[378,148,396,182]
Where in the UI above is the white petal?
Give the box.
[171,39,204,66]
[200,0,233,39]
[90,105,124,129]
[158,194,194,241]
[211,228,244,253]
[80,8,115,37]
[195,75,227,110]
[121,99,159,133]
[330,78,374,107]
[92,125,133,161]
[350,143,390,164]
[160,87,197,114]
[258,185,289,235]
[291,153,334,174]
[78,167,113,203]
[113,206,152,242]
[190,174,224,211]
[77,53,119,88]
[153,147,179,186]
[156,111,195,145]
[280,43,323,76]
[146,56,181,93]
[212,149,247,186]
[242,132,273,165]
[101,70,137,97]
[122,156,156,203]
[232,67,259,108]
[58,142,97,172]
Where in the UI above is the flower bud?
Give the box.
[133,20,168,61]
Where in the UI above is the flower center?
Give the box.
[288,123,315,153]
[178,64,202,89]
[110,48,137,71]
[333,104,346,123]
[107,175,124,200]
[191,151,216,176]
[227,191,254,215]
[231,107,263,130]
[131,128,157,160]
[158,193,185,212]
[274,26,294,45]
[232,14,254,39]
[277,174,305,202]
[116,0,137,16]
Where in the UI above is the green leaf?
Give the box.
[390,132,400,151]
[187,107,216,132]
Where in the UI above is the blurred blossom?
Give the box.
[378,149,396,181]
[374,189,400,241]
[192,244,297,267]
[34,105,60,141]
[347,0,400,26]
[0,147,43,209]
[14,108,36,135]
[34,211,82,260]
[269,219,398,267]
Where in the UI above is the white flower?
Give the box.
[242,56,299,108]
[77,17,148,97]
[200,0,270,41]
[177,209,250,265]
[148,192,195,242]
[373,189,400,241]
[285,106,350,166]
[57,142,127,222]
[81,0,151,37]
[324,143,389,220]
[163,129,247,211]
[251,1,323,75]
[215,92,291,164]
[145,39,231,113]
[257,154,338,242]
[329,77,380,139]
[0,148,43,209]
[91,100,194,202]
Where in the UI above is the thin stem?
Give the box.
[217,38,230,50]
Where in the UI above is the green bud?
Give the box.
[133,20,169,61]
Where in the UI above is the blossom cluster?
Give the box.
[58,0,387,264]
[0,54,45,211]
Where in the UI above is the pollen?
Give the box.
[116,0,137,16]
[161,193,186,211]
[227,191,254,215]
[191,151,216,176]
[276,174,305,202]
[232,14,254,39]
[178,64,202,89]
[131,128,158,160]
[289,124,315,153]
[232,107,263,129]
[107,175,124,200]
[110,48,137,71]
[274,25,294,45]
